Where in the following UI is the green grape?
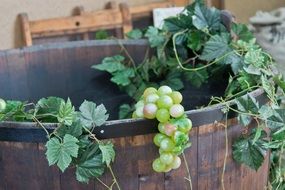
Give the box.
[171,156,181,169]
[0,99,6,112]
[169,104,184,118]
[178,118,192,133]
[143,103,158,119]
[153,133,167,147]
[160,153,174,165]
[157,95,173,109]
[143,87,157,98]
[158,123,166,134]
[159,148,165,154]
[157,85,172,96]
[172,146,183,155]
[163,165,172,172]
[132,111,138,119]
[135,100,145,109]
[160,138,175,151]
[156,109,170,123]
[145,93,159,103]
[173,131,189,146]
[164,123,177,136]
[152,158,166,172]
[135,106,144,118]
[170,91,183,104]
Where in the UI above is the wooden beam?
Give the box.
[19,13,32,46]
[119,3,133,37]
[29,10,123,38]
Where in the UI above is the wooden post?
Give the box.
[19,13,32,46]
[105,1,123,38]
[119,3,133,38]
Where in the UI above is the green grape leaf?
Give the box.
[261,75,275,100]
[126,29,143,39]
[266,109,285,132]
[231,23,254,42]
[244,49,265,67]
[219,51,243,74]
[0,100,26,121]
[160,70,184,90]
[57,98,75,126]
[258,105,274,119]
[76,144,105,183]
[145,26,166,47]
[45,134,79,172]
[35,97,64,122]
[94,30,109,40]
[192,3,221,31]
[232,131,267,171]
[56,120,83,138]
[79,100,109,129]
[200,34,231,61]
[119,104,133,119]
[273,75,285,93]
[184,65,209,88]
[163,14,193,33]
[187,30,204,51]
[235,94,259,126]
[92,55,125,73]
[99,142,115,166]
[110,68,135,86]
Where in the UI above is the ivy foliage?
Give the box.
[0,97,114,184]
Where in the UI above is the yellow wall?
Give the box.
[225,0,285,23]
[0,0,164,50]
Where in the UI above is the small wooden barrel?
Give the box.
[0,40,269,190]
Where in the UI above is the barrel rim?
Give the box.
[0,88,267,142]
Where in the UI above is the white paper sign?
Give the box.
[153,7,185,29]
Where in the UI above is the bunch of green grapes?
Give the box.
[133,86,192,172]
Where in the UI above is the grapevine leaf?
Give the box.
[219,51,243,74]
[160,71,184,90]
[99,142,115,166]
[35,97,64,122]
[145,26,166,47]
[79,101,109,129]
[92,55,125,73]
[45,134,79,172]
[110,68,135,86]
[164,14,193,33]
[94,30,109,40]
[184,65,209,88]
[187,30,204,51]
[0,100,26,121]
[192,3,221,31]
[232,23,254,42]
[261,75,275,100]
[236,94,259,126]
[57,98,75,126]
[200,34,231,61]
[56,120,83,138]
[266,109,285,131]
[119,104,133,119]
[232,131,267,171]
[244,49,265,67]
[258,105,274,119]
[126,29,143,39]
[76,144,105,183]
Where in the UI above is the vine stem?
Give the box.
[221,113,228,190]
[172,30,235,72]
[182,152,193,190]
[32,116,50,139]
[108,165,121,190]
[96,177,112,190]
[82,125,122,190]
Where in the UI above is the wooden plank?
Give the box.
[0,141,58,189]
[30,11,123,38]
[130,1,173,19]
[119,3,133,36]
[5,49,29,101]
[0,51,11,99]
[19,13,33,46]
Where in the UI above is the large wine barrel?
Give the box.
[0,40,269,190]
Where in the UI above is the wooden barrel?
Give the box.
[0,40,269,190]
